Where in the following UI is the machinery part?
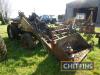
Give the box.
[57,33,91,51]
[24,12,91,61]
[7,11,91,62]
[79,25,95,33]
[95,33,100,45]
[7,25,20,39]
[21,33,38,49]
[0,36,7,62]
[98,38,100,45]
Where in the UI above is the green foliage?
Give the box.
[0,25,100,75]
[58,15,64,20]
[0,16,5,25]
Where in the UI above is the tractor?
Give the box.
[7,11,91,62]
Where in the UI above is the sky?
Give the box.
[9,0,76,18]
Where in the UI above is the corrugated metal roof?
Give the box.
[67,0,100,8]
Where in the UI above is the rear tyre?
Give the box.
[0,36,7,62]
[7,25,15,39]
[7,25,20,40]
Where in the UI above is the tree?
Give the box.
[0,0,10,24]
[58,14,64,22]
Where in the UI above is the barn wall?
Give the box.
[65,6,74,20]
[65,0,100,25]
[96,6,100,24]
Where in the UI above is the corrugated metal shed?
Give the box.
[67,0,99,8]
[65,0,100,24]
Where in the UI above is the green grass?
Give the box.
[0,25,100,75]
[95,27,100,33]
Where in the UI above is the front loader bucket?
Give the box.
[48,33,91,62]
[56,33,91,52]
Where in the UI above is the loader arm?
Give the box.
[12,12,92,62]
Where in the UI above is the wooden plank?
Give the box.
[72,49,90,62]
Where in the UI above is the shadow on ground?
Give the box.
[32,54,76,75]
[3,37,76,75]
[4,37,44,57]
[95,44,100,48]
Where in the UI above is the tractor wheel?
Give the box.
[0,36,7,62]
[7,25,19,40]
[21,33,38,49]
